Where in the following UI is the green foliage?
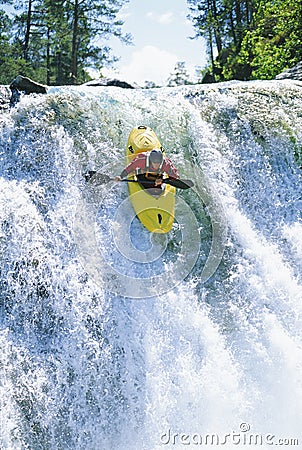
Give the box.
[224,0,302,80]
[187,0,302,82]
[0,0,131,86]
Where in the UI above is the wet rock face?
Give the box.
[1,65,300,112]
[83,78,136,89]
[6,76,48,108]
[276,62,302,80]
[10,75,48,94]
[0,75,136,110]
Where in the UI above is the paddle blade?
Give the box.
[166,178,194,190]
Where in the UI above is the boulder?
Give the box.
[276,62,302,80]
[83,77,136,89]
[10,75,48,94]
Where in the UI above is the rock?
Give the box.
[10,75,48,94]
[83,77,136,89]
[276,62,302,80]
[201,72,216,84]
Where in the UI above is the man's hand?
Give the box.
[114,176,121,182]
[155,178,163,186]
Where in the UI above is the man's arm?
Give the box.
[114,154,145,182]
[163,158,180,179]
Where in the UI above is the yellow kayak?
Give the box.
[125,125,176,233]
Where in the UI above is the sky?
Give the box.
[102,0,207,87]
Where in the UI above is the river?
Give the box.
[0,80,301,449]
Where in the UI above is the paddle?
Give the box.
[84,171,194,190]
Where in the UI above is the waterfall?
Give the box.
[0,80,301,449]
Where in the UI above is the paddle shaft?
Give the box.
[120,178,193,189]
[85,171,194,190]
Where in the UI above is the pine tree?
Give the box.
[187,0,302,81]
[167,61,191,86]
[1,0,131,85]
[187,0,256,81]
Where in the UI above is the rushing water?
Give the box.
[0,80,302,449]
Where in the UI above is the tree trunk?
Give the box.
[235,0,243,47]
[24,0,33,60]
[211,0,223,53]
[229,7,237,48]
[46,26,51,86]
[71,0,79,84]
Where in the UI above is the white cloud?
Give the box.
[158,12,174,24]
[146,11,175,25]
[105,45,179,86]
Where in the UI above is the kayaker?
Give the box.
[114,149,180,190]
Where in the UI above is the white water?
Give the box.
[0,80,302,449]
